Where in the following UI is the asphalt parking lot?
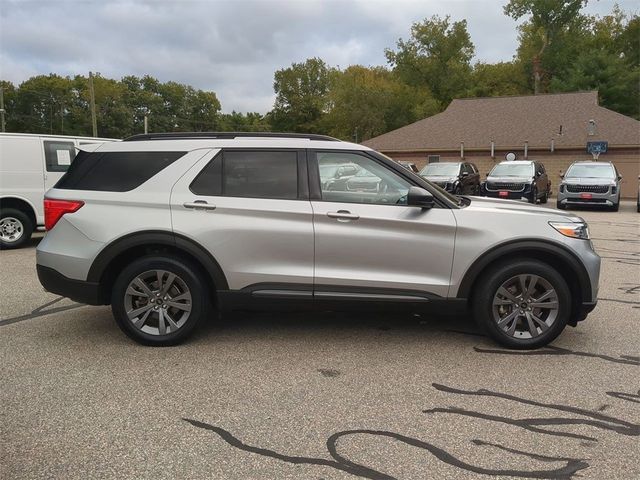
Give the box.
[1,200,639,480]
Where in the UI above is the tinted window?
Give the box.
[223,151,298,199]
[428,155,440,163]
[317,152,410,205]
[44,140,76,172]
[190,154,222,196]
[55,150,185,191]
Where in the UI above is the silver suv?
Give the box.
[36,132,600,349]
[557,161,621,211]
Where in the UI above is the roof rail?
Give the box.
[122,132,341,142]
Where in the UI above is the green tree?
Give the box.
[322,65,437,141]
[505,0,588,93]
[271,57,333,132]
[385,15,475,107]
[468,61,530,97]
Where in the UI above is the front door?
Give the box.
[310,150,457,299]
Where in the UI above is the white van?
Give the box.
[0,133,117,248]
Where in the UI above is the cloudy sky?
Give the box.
[1,0,636,113]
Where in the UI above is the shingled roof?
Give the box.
[363,91,640,152]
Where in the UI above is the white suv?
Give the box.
[36,133,600,349]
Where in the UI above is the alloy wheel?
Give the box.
[124,270,192,336]
[492,274,559,340]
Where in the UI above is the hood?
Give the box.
[486,176,532,183]
[466,196,580,220]
[562,177,615,185]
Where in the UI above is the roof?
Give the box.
[363,91,640,152]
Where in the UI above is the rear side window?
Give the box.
[44,140,76,172]
[55,151,185,192]
[190,150,298,200]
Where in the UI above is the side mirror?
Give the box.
[559,173,564,179]
[617,175,623,181]
[407,186,435,209]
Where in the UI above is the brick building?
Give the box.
[363,91,640,198]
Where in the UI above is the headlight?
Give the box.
[549,221,590,239]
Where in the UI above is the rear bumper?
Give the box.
[36,264,103,305]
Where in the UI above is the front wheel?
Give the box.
[529,187,538,204]
[472,260,571,349]
[540,191,548,204]
[111,255,210,346]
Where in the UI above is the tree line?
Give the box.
[1,0,637,141]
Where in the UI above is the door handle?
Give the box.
[327,210,359,220]
[183,200,216,211]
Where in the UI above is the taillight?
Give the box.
[44,199,84,230]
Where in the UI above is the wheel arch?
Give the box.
[87,230,228,305]
[457,239,592,325]
[0,196,38,227]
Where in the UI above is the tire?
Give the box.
[611,202,619,212]
[454,185,462,195]
[471,259,571,349]
[529,187,537,204]
[540,191,548,204]
[556,200,566,210]
[111,255,210,346]
[0,208,33,249]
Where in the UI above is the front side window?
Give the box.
[190,150,298,200]
[44,141,76,172]
[317,152,410,205]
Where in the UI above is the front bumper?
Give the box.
[37,264,103,305]
[558,186,618,207]
[483,189,531,201]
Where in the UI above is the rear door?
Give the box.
[170,148,314,292]
[310,150,457,299]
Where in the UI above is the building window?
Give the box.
[428,155,440,163]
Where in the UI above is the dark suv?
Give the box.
[419,162,480,195]
[483,160,551,204]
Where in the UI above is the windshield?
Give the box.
[565,164,615,179]
[489,163,533,177]
[420,163,460,176]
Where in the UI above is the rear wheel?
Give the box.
[0,208,33,249]
[472,260,571,349]
[111,255,210,346]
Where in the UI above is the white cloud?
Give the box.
[0,0,636,112]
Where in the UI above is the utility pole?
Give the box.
[144,114,148,134]
[88,72,97,137]
[0,86,5,132]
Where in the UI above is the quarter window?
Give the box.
[44,141,76,172]
[317,152,411,205]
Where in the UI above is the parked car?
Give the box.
[482,160,551,204]
[420,162,480,195]
[0,133,116,249]
[319,162,360,191]
[398,161,419,173]
[346,168,382,192]
[557,161,622,211]
[37,132,600,350]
